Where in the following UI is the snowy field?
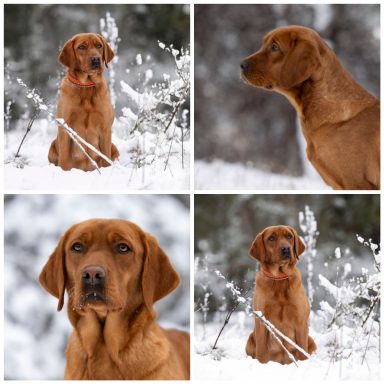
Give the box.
[4,119,189,190]
[194,311,380,380]
[195,160,329,190]
[4,194,190,379]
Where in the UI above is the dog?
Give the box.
[48,33,119,171]
[241,25,380,190]
[39,219,190,379]
[246,225,316,364]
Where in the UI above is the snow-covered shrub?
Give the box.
[299,206,319,304]
[119,41,190,171]
[317,236,380,365]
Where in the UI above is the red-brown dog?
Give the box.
[241,26,380,190]
[48,33,119,171]
[39,219,190,379]
[246,225,316,364]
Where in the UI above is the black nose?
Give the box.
[91,56,101,68]
[281,247,291,258]
[82,265,106,285]
[240,60,251,72]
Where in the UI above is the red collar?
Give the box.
[67,73,96,88]
[261,269,289,280]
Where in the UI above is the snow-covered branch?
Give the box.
[120,41,190,172]
[100,12,120,107]
[299,206,319,304]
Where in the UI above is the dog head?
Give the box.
[39,219,180,315]
[58,33,114,74]
[249,225,305,267]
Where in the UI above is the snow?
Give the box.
[4,119,189,190]
[195,311,379,380]
[136,53,143,65]
[195,160,330,190]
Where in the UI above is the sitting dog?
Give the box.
[241,25,380,190]
[48,33,119,171]
[246,225,316,364]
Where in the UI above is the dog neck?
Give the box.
[67,72,96,88]
[261,268,289,280]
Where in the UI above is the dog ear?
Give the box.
[58,37,76,68]
[288,226,306,259]
[249,230,266,262]
[39,235,67,311]
[141,233,181,310]
[97,34,114,67]
[279,34,321,88]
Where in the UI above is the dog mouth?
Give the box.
[240,72,273,90]
[79,287,106,308]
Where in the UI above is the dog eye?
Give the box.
[269,43,280,52]
[71,242,84,252]
[287,234,293,240]
[268,235,276,241]
[78,45,87,50]
[95,44,103,49]
[117,243,131,253]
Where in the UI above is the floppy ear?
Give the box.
[279,36,321,88]
[249,230,266,262]
[39,235,67,311]
[142,233,181,310]
[58,37,76,68]
[288,226,306,259]
[97,34,114,67]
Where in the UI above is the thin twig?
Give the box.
[59,123,101,174]
[15,107,40,159]
[164,121,178,171]
[253,311,311,360]
[211,288,252,352]
[361,296,379,327]
[56,118,113,168]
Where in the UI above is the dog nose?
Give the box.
[82,265,106,285]
[281,247,291,258]
[240,60,251,73]
[91,56,101,67]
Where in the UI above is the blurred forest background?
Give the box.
[4,194,190,379]
[5,3,190,122]
[194,194,380,315]
[195,4,380,178]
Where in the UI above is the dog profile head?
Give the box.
[58,33,114,73]
[249,225,305,266]
[39,219,180,314]
[240,25,323,91]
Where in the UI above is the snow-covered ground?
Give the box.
[194,311,380,380]
[195,160,330,190]
[4,119,189,190]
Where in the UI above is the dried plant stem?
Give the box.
[15,107,40,159]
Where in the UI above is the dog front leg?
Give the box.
[57,125,73,170]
